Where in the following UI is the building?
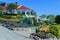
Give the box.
[0,1,36,18]
[0,1,6,6]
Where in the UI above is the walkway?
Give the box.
[0,26,32,40]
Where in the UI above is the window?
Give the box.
[27,12,30,15]
[22,11,25,15]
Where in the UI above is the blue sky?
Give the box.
[0,0,60,16]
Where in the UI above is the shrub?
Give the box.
[11,16,17,19]
[49,25,58,38]
[0,18,4,22]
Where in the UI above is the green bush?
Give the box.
[56,25,60,37]
[0,18,4,22]
[49,25,58,37]
[11,16,17,19]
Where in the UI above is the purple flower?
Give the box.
[46,34,50,39]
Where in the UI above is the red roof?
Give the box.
[2,6,7,10]
[2,5,31,10]
[18,5,30,10]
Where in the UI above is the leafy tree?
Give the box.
[29,10,37,25]
[32,17,37,25]
[7,3,18,14]
[55,15,60,24]
[30,10,36,16]
[0,7,3,17]
[7,3,17,10]
[39,14,48,25]
[0,7,4,22]
[47,14,55,23]
[40,14,47,19]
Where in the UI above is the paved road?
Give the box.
[0,26,32,40]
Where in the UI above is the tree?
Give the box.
[7,3,18,14]
[39,14,48,25]
[40,14,47,19]
[0,7,3,17]
[29,10,37,25]
[7,3,17,10]
[31,17,37,25]
[47,14,55,24]
[55,15,60,24]
[30,10,36,16]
